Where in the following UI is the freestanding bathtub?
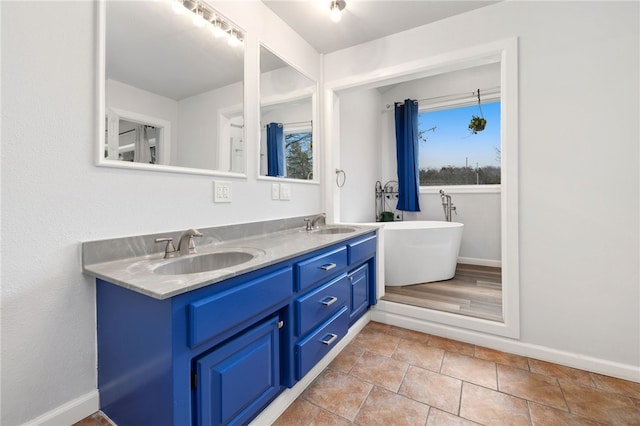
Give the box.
[382,221,464,286]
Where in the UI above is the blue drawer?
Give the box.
[295,306,349,380]
[295,274,350,338]
[296,246,348,292]
[348,234,376,265]
[188,267,292,348]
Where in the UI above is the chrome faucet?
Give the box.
[177,228,203,256]
[304,213,326,231]
[439,190,457,222]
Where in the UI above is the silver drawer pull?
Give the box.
[321,296,338,306]
[320,263,336,271]
[320,333,338,346]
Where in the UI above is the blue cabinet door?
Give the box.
[195,316,282,426]
[349,264,370,325]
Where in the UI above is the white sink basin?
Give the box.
[312,226,357,235]
[153,249,261,275]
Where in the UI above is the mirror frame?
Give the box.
[257,43,320,184]
[96,0,248,177]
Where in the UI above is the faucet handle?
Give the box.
[155,237,177,258]
[304,218,312,231]
[188,232,202,254]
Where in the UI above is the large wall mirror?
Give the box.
[259,45,318,181]
[99,0,246,176]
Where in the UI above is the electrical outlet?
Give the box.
[279,183,291,200]
[214,180,232,203]
[271,183,280,200]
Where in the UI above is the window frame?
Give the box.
[417,91,501,193]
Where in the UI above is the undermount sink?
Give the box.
[153,249,261,275]
[312,226,357,235]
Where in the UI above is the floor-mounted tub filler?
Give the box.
[382,221,463,286]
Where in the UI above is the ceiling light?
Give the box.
[329,0,346,23]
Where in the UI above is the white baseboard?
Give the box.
[371,310,640,383]
[457,257,501,268]
[250,313,371,425]
[22,390,99,426]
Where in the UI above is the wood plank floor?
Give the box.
[381,263,503,322]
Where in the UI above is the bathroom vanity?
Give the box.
[83,218,377,426]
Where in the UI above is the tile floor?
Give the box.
[273,321,640,426]
[75,321,640,426]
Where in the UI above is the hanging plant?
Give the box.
[468,89,487,134]
[468,115,487,134]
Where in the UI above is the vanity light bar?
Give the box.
[170,0,244,46]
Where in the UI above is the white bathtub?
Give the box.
[381,221,464,286]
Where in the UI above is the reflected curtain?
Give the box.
[394,99,421,211]
[133,125,152,164]
[266,122,285,177]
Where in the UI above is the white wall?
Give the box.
[327,1,639,373]
[0,1,322,425]
[338,89,382,223]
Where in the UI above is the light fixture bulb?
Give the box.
[228,30,240,47]
[211,21,225,38]
[171,0,185,14]
[192,5,205,27]
[330,7,342,22]
[329,1,345,23]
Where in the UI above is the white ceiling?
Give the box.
[261,0,499,54]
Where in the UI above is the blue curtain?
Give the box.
[394,99,421,211]
[266,123,284,177]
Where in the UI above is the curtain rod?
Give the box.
[262,120,312,129]
[386,86,501,109]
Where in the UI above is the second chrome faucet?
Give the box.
[155,228,203,258]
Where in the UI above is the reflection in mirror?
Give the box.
[259,45,317,180]
[101,0,245,175]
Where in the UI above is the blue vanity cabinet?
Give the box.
[96,232,377,426]
[290,233,377,384]
[97,264,293,426]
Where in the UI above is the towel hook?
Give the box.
[335,169,346,188]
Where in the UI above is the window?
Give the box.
[418,101,501,186]
[284,128,313,180]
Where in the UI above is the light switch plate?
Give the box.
[271,183,280,200]
[279,183,291,200]
[214,180,232,203]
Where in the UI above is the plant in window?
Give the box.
[468,115,487,134]
[468,89,487,134]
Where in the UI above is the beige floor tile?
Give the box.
[497,364,568,411]
[303,369,372,422]
[459,383,530,426]
[428,336,475,357]
[309,409,353,426]
[363,321,392,334]
[393,338,445,372]
[426,409,482,425]
[528,402,600,426]
[328,343,365,374]
[354,386,430,426]
[399,365,462,415]
[560,380,640,424]
[386,325,431,343]
[441,352,497,390]
[474,346,529,370]
[528,359,594,387]
[590,372,640,399]
[350,327,400,357]
[273,399,320,426]
[350,351,409,392]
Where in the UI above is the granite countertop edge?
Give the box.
[83,223,380,300]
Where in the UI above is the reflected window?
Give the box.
[284,127,313,180]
